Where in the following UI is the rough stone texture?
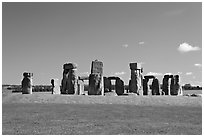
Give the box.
[104,77,112,92]
[22,72,33,94]
[115,78,124,95]
[51,79,60,94]
[61,69,69,94]
[162,75,169,95]
[91,60,103,74]
[143,78,149,95]
[88,73,102,95]
[89,60,104,95]
[78,80,85,95]
[61,63,78,95]
[152,78,160,95]
[174,75,183,96]
[68,69,78,95]
[63,63,77,70]
[129,63,142,70]
[129,63,143,95]
[170,77,175,95]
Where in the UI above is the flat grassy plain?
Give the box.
[2,88,202,135]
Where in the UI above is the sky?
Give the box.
[2,2,202,86]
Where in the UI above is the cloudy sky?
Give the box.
[2,2,202,86]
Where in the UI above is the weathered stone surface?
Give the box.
[129,63,142,70]
[89,60,104,96]
[68,69,78,94]
[170,77,175,95]
[174,75,183,96]
[22,72,33,94]
[63,63,77,70]
[78,80,85,95]
[152,78,160,95]
[61,63,78,95]
[144,75,155,79]
[129,63,143,95]
[51,78,60,94]
[143,78,149,95]
[104,77,112,92]
[115,78,124,95]
[91,60,103,74]
[162,75,169,95]
[88,73,102,95]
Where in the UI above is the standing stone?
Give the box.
[129,63,143,95]
[78,79,85,95]
[68,68,78,94]
[115,78,124,95]
[51,78,60,94]
[104,77,111,92]
[152,78,160,95]
[88,60,104,95]
[61,63,78,94]
[143,78,149,95]
[174,75,183,96]
[88,73,102,95]
[162,75,169,95]
[22,72,33,94]
[170,76,175,95]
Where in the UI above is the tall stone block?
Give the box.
[88,60,104,95]
[152,78,160,95]
[91,60,103,74]
[115,78,124,95]
[51,78,60,94]
[88,73,102,95]
[61,63,78,94]
[174,75,183,96]
[104,77,111,92]
[143,78,149,95]
[22,72,33,94]
[129,63,143,95]
[162,75,169,95]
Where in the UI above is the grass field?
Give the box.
[2,88,202,135]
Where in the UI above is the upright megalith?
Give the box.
[104,77,112,92]
[169,75,182,96]
[115,78,124,95]
[152,78,160,95]
[61,63,78,94]
[88,60,104,95]
[143,78,149,95]
[22,72,33,94]
[162,75,174,95]
[174,75,183,96]
[51,78,60,94]
[144,75,156,95]
[129,63,143,95]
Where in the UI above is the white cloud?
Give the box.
[186,72,193,75]
[178,42,200,53]
[115,71,126,76]
[194,63,202,67]
[146,72,163,76]
[138,41,145,45]
[122,44,128,48]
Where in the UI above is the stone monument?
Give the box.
[88,60,104,95]
[22,72,33,94]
